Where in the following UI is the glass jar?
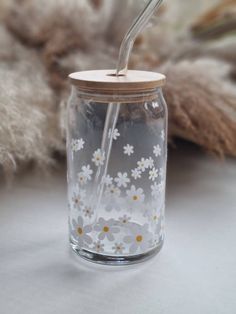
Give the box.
[67,70,167,265]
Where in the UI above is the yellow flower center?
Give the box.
[77,227,83,235]
[103,226,109,233]
[136,235,143,242]
[133,195,138,201]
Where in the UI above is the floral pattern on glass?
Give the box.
[69,127,166,256]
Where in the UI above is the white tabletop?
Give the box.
[1,143,236,314]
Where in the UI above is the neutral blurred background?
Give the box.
[0,1,236,313]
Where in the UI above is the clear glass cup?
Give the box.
[67,70,167,265]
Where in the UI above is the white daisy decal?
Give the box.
[81,165,93,181]
[149,168,158,181]
[112,243,125,254]
[71,138,85,152]
[92,149,105,166]
[83,206,94,218]
[71,187,86,209]
[137,158,149,172]
[161,130,165,141]
[124,224,151,254]
[153,144,161,157]
[146,157,154,169]
[71,216,92,246]
[127,185,145,205]
[77,172,87,185]
[94,218,120,241]
[109,128,120,140]
[151,182,159,198]
[151,181,165,198]
[118,214,131,225]
[102,174,113,186]
[114,172,130,188]
[92,241,105,253]
[131,168,141,180]
[143,208,161,224]
[105,185,121,197]
[123,144,134,156]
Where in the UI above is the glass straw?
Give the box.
[116,0,163,76]
[94,0,164,210]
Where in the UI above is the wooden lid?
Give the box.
[69,70,166,92]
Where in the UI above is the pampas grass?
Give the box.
[0,28,64,177]
[161,58,236,156]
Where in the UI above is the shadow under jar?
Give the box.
[67,70,167,265]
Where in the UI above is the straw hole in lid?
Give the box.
[107,73,125,77]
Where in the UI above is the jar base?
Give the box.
[70,241,164,266]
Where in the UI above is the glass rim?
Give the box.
[72,86,163,104]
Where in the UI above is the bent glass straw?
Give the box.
[94,0,164,209]
[116,0,163,76]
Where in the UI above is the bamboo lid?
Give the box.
[69,70,166,92]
